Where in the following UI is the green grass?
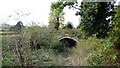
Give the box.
[1,27,120,66]
[1,27,88,66]
[0,31,19,35]
[0,34,2,67]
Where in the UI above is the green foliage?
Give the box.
[23,27,72,54]
[49,1,65,30]
[2,26,79,66]
[51,39,73,56]
[110,6,120,42]
[63,22,73,29]
[89,38,118,66]
[2,26,120,66]
[58,29,79,38]
[49,0,77,30]
[51,40,67,53]
[77,2,115,38]
[2,1,120,66]
[77,36,119,66]
[15,21,24,30]
[10,21,24,31]
[110,7,120,63]
[21,26,56,49]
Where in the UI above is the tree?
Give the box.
[76,2,115,38]
[49,0,77,30]
[63,22,73,29]
[49,1,64,30]
[15,21,24,30]
[76,2,98,37]
[111,6,120,40]
[10,21,24,31]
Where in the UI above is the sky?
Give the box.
[0,0,81,27]
[0,0,119,28]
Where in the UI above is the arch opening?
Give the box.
[59,37,77,48]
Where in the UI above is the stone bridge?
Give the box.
[59,37,78,48]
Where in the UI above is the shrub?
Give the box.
[2,26,75,66]
[63,22,73,29]
[20,26,56,49]
[89,38,118,66]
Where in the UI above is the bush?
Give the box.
[89,38,118,66]
[63,22,73,29]
[2,26,75,66]
[20,26,56,49]
[51,40,72,54]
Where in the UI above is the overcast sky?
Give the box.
[0,0,81,27]
[0,0,119,27]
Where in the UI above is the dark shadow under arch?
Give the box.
[59,37,77,48]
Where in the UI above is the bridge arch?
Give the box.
[59,37,77,48]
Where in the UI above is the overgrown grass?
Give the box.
[78,35,119,66]
[2,26,75,66]
[2,26,120,66]
[89,38,118,66]
[0,35,2,67]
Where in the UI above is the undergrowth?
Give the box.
[89,38,118,66]
[2,26,120,66]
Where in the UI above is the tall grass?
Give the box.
[2,26,119,66]
[2,26,75,66]
[78,35,119,66]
